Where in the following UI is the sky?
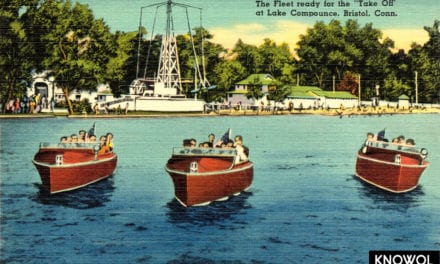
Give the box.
[76,0,439,53]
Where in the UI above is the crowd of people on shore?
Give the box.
[4,93,55,114]
[59,130,114,155]
[182,133,249,163]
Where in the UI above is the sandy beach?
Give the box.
[1,106,439,119]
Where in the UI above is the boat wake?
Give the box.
[32,177,115,209]
[165,191,253,227]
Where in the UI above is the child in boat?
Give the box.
[234,135,248,163]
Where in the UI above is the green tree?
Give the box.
[295,21,330,88]
[213,60,246,101]
[0,1,35,112]
[258,38,293,78]
[24,0,116,114]
[232,39,262,76]
[267,80,290,111]
[245,76,265,104]
[106,31,138,97]
[295,19,393,97]
[383,72,411,100]
[408,20,440,103]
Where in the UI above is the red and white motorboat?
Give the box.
[32,143,117,194]
[355,140,429,193]
[165,147,254,207]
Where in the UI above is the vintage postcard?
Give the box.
[1,0,439,263]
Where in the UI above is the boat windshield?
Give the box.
[39,142,100,150]
[365,140,421,153]
[172,147,237,156]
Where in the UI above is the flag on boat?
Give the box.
[377,129,385,141]
[87,122,96,137]
[215,128,231,146]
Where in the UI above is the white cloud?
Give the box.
[211,20,308,52]
[211,21,429,54]
[382,29,429,51]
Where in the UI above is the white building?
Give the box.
[27,71,105,103]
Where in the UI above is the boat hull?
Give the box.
[165,154,253,207]
[355,146,428,193]
[33,146,117,194]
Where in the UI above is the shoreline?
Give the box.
[1,107,439,119]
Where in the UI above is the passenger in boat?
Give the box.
[88,134,97,143]
[78,130,86,142]
[392,138,399,144]
[190,138,197,148]
[70,134,79,143]
[397,135,405,144]
[60,136,68,143]
[406,138,415,146]
[366,132,375,141]
[234,135,248,163]
[403,138,417,152]
[98,135,111,155]
[208,133,215,147]
[198,142,210,148]
[106,133,114,151]
[183,139,192,147]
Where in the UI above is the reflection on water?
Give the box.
[166,192,253,227]
[32,177,115,209]
[353,175,424,212]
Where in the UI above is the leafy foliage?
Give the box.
[2,1,439,112]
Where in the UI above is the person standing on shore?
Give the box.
[50,98,55,112]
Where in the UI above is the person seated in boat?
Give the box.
[221,139,234,149]
[190,138,197,148]
[207,133,215,147]
[234,135,248,163]
[366,132,375,142]
[403,138,417,152]
[98,135,111,155]
[364,132,376,146]
[87,134,97,143]
[397,135,405,144]
[182,139,192,147]
[200,142,210,148]
[106,132,114,151]
[78,130,86,142]
[405,138,415,146]
[60,136,68,144]
[70,134,79,143]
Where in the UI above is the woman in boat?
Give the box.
[98,135,111,155]
[106,133,114,151]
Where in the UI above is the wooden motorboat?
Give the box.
[32,143,117,194]
[355,140,429,193]
[165,147,253,207]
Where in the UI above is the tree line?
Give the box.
[1,0,439,114]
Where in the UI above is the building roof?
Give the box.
[236,74,275,85]
[285,85,357,99]
[398,94,409,100]
[310,90,358,99]
[227,90,248,95]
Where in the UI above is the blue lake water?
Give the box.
[1,114,439,263]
